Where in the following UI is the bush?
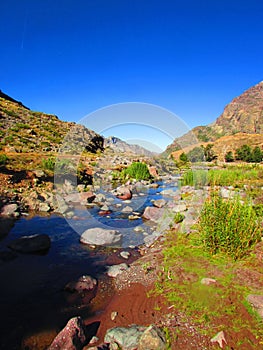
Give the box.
[197,192,262,260]
[0,153,8,166]
[122,162,152,181]
[42,157,55,171]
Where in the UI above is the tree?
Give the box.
[187,147,205,162]
[225,151,234,162]
[235,144,253,162]
[179,152,188,163]
[202,144,217,162]
[252,146,263,163]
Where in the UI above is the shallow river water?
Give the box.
[0,178,178,349]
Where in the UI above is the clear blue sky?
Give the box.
[1,1,263,150]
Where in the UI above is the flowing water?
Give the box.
[0,178,178,349]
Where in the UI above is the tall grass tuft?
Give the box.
[197,192,262,260]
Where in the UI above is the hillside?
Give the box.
[0,92,103,154]
[166,81,263,154]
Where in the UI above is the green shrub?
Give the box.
[0,153,8,166]
[122,162,152,181]
[197,192,262,260]
[42,157,55,171]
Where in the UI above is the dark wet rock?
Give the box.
[104,325,146,350]
[152,199,166,208]
[142,206,165,222]
[48,316,87,350]
[8,234,51,254]
[0,203,19,217]
[80,228,122,246]
[65,275,98,304]
[138,325,166,350]
[65,275,97,293]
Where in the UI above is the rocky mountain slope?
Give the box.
[104,136,156,157]
[0,92,103,154]
[166,81,263,154]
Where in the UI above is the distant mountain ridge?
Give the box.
[166,81,263,154]
[104,136,156,157]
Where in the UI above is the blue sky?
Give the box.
[1,1,263,150]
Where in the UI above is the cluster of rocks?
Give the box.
[48,316,167,350]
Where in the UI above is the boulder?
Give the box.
[65,275,97,293]
[80,228,122,246]
[48,316,86,350]
[138,325,166,350]
[1,203,19,217]
[116,186,133,200]
[39,202,50,212]
[142,207,164,222]
[8,234,51,254]
[104,325,146,350]
[152,199,166,208]
[148,166,158,178]
[107,263,129,277]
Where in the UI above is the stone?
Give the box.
[104,325,146,350]
[122,206,133,213]
[33,169,45,178]
[48,316,86,350]
[150,183,159,188]
[120,251,130,259]
[153,199,166,208]
[95,193,106,202]
[107,263,129,277]
[171,204,187,212]
[39,202,50,212]
[8,234,51,254]
[128,215,140,220]
[138,325,166,350]
[201,278,217,285]
[111,311,118,321]
[65,275,97,293]
[210,331,227,348]
[160,189,177,196]
[80,228,122,246]
[1,203,19,217]
[148,166,158,177]
[116,186,133,200]
[142,207,164,222]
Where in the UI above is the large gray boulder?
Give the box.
[8,234,51,254]
[0,203,19,217]
[142,207,165,222]
[48,316,86,350]
[80,228,122,246]
[104,325,146,350]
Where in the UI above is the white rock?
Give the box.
[80,228,122,246]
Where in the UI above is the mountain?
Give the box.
[104,136,156,157]
[0,91,103,154]
[166,81,263,155]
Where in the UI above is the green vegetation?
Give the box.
[197,192,262,260]
[41,157,55,171]
[180,169,208,188]
[154,231,263,347]
[0,153,8,166]
[114,162,152,181]
[235,144,263,163]
[225,150,234,162]
[181,167,262,188]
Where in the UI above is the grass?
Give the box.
[153,231,263,347]
[180,167,263,188]
[196,192,262,260]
